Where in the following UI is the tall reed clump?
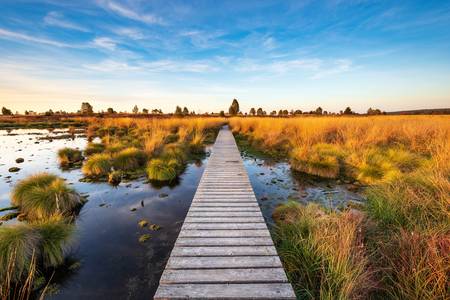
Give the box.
[273,202,375,299]
[112,147,147,171]
[0,218,74,296]
[57,147,83,167]
[12,173,83,221]
[82,153,112,178]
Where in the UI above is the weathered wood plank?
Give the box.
[160,268,289,284]
[182,222,267,230]
[179,229,270,238]
[175,237,274,246]
[154,283,296,299]
[166,256,282,269]
[184,217,265,223]
[170,245,278,257]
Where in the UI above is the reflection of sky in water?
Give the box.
[0,129,206,299]
[242,153,365,227]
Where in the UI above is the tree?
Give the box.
[2,107,12,115]
[282,109,289,116]
[270,110,277,116]
[256,108,263,116]
[81,102,93,114]
[132,105,139,114]
[174,106,182,115]
[183,107,189,115]
[249,108,256,116]
[107,107,116,114]
[219,110,225,117]
[44,109,54,116]
[343,107,353,115]
[367,107,382,115]
[228,99,240,115]
[315,107,323,115]
[278,110,283,116]
[294,109,302,115]
[142,108,149,114]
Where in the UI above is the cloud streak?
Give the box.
[97,0,164,25]
[44,11,89,32]
[0,28,74,48]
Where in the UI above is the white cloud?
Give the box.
[98,0,164,25]
[112,27,145,40]
[92,37,117,50]
[311,59,352,79]
[44,11,89,32]
[0,28,74,48]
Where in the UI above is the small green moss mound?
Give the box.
[108,170,122,185]
[113,147,147,171]
[82,153,112,178]
[12,173,82,221]
[146,158,180,181]
[161,144,187,165]
[84,143,105,156]
[57,147,83,167]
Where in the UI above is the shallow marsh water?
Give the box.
[0,129,364,299]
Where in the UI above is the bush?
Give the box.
[146,158,180,181]
[0,218,74,285]
[57,148,83,167]
[84,143,105,156]
[113,147,147,171]
[273,202,375,299]
[11,173,82,221]
[82,153,112,178]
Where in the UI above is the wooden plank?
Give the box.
[160,268,289,284]
[179,229,270,238]
[184,217,265,223]
[182,222,267,230]
[166,256,282,269]
[154,283,296,299]
[189,207,260,211]
[187,211,262,217]
[190,202,259,207]
[175,237,274,246]
[170,246,278,256]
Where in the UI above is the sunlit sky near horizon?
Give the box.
[1,0,450,114]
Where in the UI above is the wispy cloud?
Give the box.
[311,59,352,79]
[92,37,117,50]
[44,11,89,32]
[112,27,145,40]
[84,58,219,73]
[0,28,73,47]
[97,0,164,25]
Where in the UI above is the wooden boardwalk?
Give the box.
[154,128,295,299]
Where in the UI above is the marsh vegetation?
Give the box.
[231,116,450,299]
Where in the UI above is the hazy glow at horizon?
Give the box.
[0,0,449,114]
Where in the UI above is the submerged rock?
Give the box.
[8,167,20,172]
[130,208,137,212]
[15,158,24,163]
[159,193,168,198]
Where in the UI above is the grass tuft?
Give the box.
[82,153,112,178]
[57,147,82,167]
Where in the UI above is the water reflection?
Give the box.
[0,129,207,299]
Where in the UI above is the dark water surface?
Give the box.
[0,129,206,299]
[0,129,364,299]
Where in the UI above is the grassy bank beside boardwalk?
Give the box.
[230,116,449,299]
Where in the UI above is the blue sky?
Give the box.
[0,0,449,113]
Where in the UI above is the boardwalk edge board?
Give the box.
[154,127,296,299]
